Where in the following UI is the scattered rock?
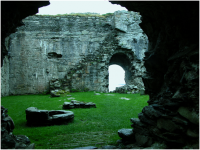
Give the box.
[113,84,141,94]
[63,100,96,109]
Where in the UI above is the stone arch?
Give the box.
[109,52,132,84]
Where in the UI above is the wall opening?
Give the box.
[109,52,132,85]
[109,65,125,92]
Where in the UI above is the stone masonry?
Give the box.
[2,10,148,96]
[2,11,148,95]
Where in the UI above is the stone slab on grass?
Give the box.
[63,100,96,109]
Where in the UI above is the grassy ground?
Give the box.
[1,92,149,149]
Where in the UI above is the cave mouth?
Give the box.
[109,65,125,92]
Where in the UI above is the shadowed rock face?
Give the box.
[111,1,199,148]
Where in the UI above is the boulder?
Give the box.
[118,128,135,141]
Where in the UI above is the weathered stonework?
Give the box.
[6,11,148,95]
[111,1,199,149]
[1,56,9,97]
[2,1,198,149]
[1,37,11,97]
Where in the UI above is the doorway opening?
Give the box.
[109,65,125,92]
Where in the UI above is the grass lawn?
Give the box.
[1,92,149,149]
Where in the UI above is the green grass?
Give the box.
[1,92,149,149]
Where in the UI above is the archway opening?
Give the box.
[109,52,132,85]
[109,65,125,92]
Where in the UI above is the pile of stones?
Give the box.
[49,77,70,97]
[117,106,199,148]
[63,100,96,109]
[26,107,74,126]
[1,106,35,149]
[112,85,142,94]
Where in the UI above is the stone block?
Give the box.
[63,102,74,109]
[74,103,80,108]
[118,128,135,141]
[157,118,180,132]
[79,102,85,108]
[135,133,150,147]
[138,112,156,126]
[178,106,199,125]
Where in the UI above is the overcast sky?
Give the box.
[37,0,127,15]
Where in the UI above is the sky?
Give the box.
[109,65,125,92]
[37,0,127,91]
[37,0,127,15]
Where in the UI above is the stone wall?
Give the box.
[1,56,9,97]
[1,37,10,97]
[1,1,199,149]
[6,10,148,95]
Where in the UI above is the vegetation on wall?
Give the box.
[35,12,113,18]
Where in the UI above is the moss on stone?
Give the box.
[35,12,113,18]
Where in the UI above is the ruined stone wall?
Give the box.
[1,37,10,97]
[6,10,148,95]
[1,56,9,97]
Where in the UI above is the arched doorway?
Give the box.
[109,52,132,85]
[109,65,125,92]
